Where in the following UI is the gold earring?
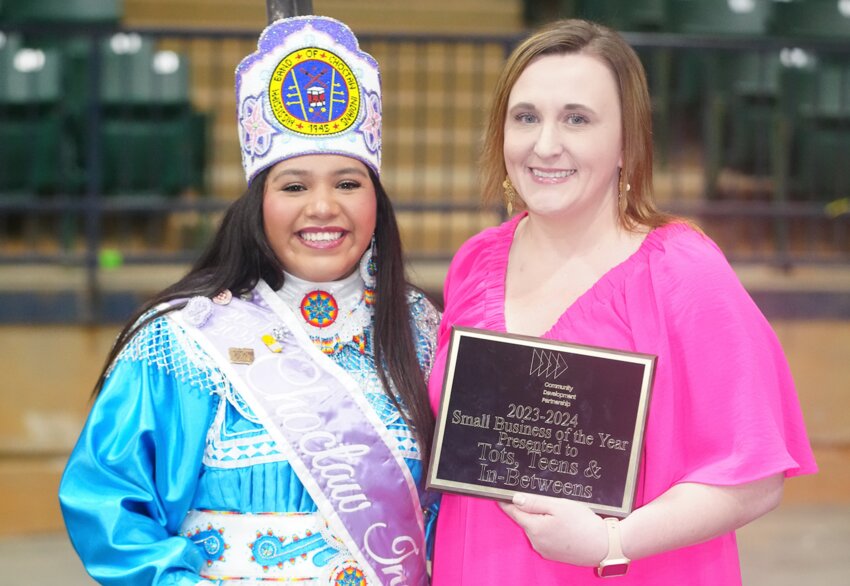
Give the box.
[618,169,631,214]
[502,176,517,216]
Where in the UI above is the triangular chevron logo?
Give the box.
[529,348,569,379]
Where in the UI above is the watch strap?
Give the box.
[604,517,626,559]
[597,517,630,578]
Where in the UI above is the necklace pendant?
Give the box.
[281,275,372,356]
[300,290,339,328]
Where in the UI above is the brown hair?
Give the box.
[481,19,675,230]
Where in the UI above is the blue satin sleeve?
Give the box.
[59,320,217,586]
[408,290,442,559]
[405,458,441,561]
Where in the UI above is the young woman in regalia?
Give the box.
[60,16,438,586]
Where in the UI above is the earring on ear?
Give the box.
[359,234,377,305]
[502,176,517,216]
[618,169,631,214]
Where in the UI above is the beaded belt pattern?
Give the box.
[180,509,369,584]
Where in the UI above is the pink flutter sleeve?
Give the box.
[635,228,817,491]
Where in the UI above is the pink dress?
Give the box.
[428,216,817,585]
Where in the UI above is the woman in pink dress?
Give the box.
[428,19,817,585]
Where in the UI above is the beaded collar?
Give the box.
[276,269,373,355]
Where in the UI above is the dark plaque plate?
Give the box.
[427,326,655,517]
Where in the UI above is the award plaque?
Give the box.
[427,326,656,517]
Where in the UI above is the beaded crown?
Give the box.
[235,16,382,184]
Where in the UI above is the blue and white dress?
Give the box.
[59,271,440,586]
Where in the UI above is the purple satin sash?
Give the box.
[170,280,428,586]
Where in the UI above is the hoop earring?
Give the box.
[359,234,377,289]
[618,169,631,215]
[502,176,517,216]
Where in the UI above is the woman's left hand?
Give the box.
[498,493,608,566]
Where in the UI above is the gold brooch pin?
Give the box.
[228,347,255,364]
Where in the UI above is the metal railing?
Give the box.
[0,24,848,321]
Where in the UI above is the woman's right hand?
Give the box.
[498,493,608,566]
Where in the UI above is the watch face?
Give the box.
[598,562,629,578]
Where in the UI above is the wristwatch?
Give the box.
[596,517,630,578]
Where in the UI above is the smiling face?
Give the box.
[262,154,377,282]
[503,52,623,221]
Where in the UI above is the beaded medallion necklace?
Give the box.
[276,264,374,356]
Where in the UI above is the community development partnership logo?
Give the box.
[529,349,568,380]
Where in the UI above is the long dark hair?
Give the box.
[93,166,435,464]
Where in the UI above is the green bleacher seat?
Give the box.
[0,110,66,194]
[524,0,665,31]
[1,27,204,197]
[0,37,61,104]
[665,0,778,197]
[770,0,850,39]
[791,62,850,122]
[665,0,774,97]
[576,0,666,32]
[769,2,850,202]
[0,36,69,194]
[715,50,784,175]
[96,35,203,196]
[100,34,190,110]
[3,0,122,25]
[665,0,774,107]
[724,88,781,175]
[778,58,850,201]
[6,0,122,116]
[100,112,206,196]
[522,0,575,27]
[793,121,850,202]
[667,0,771,35]
[768,2,850,124]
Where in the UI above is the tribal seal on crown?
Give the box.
[235,16,382,184]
